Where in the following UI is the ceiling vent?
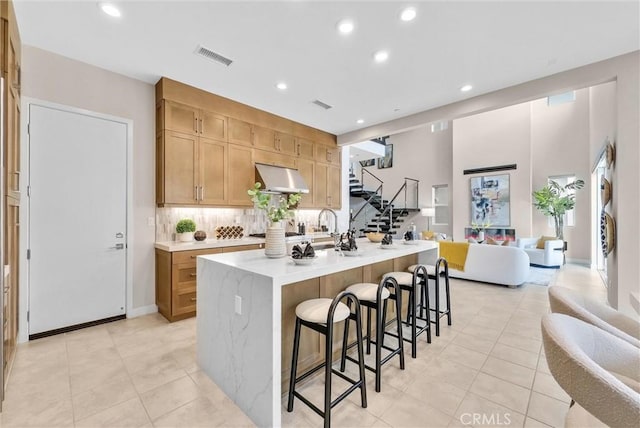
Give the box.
[194,45,233,66]
[311,99,332,110]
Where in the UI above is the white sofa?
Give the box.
[516,237,564,268]
[443,243,530,288]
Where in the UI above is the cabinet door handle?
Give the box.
[190,297,197,302]
[190,273,197,277]
[326,151,331,162]
[201,186,205,201]
[199,119,203,134]
[194,117,198,133]
[327,196,332,206]
[296,144,300,156]
[194,185,199,201]
[190,256,197,259]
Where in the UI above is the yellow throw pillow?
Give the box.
[486,237,498,245]
[502,240,511,247]
[421,230,435,240]
[537,236,558,249]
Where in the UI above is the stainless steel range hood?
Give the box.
[255,163,309,194]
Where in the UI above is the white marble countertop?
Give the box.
[198,239,438,286]
[155,232,333,252]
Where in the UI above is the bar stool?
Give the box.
[340,277,405,392]
[408,257,452,336]
[382,266,431,358]
[287,291,367,428]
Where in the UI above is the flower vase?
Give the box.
[265,221,286,258]
[477,231,485,242]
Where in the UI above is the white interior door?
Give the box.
[29,104,127,336]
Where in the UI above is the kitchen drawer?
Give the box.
[222,244,263,253]
[173,289,197,316]
[174,264,197,289]
[172,248,222,265]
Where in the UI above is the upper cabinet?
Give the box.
[155,77,339,209]
[161,100,227,142]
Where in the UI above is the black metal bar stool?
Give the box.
[340,277,405,392]
[408,257,452,336]
[287,291,367,428]
[382,267,431,358]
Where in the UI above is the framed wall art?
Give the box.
[470,174,510,226]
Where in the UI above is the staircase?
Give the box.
[349,172,419,236]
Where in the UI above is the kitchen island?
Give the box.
[196,239,438,427]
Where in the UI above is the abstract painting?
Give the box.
[470,174,510,226]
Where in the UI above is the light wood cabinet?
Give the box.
[314,163,341,209]
[296,137,314,160]
[156,244,263,321]
[254,148,296,169]
[228,118,253,146]
[162,100,227,142]
[314,144,340,166]
[156,77,340,209]
[295,158,314,208]
[227,144,254,206]
[252,125,276,151]
[157,131,227,206]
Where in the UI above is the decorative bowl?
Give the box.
[341,250,360,257]
[379,244,396,250]
[291,256,317,265]
[403,240,419,245]
[365,232,385,243]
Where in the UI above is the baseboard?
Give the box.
[566,258,590,266]
[127,304,158,318]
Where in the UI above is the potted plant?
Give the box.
[176,219,196,242]
[532,179,584,241]
[248,182,301,257]
[471,220,491,241]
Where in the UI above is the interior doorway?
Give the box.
[27,103,130,338]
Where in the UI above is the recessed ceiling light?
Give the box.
[460,84,473,92]
[99,2,121,18]
[337,19,355,35]
[400,7,417,22]
[373,50,389,63]
[276,82,287,90]
[356,119,364,124]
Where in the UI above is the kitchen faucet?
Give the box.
[318,208,339,235]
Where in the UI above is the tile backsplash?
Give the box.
[156,207,325,242]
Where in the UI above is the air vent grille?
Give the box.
[194,45,233,66]
[311,99,332,110]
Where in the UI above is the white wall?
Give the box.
[340,51,639,317]
[452,103,532,242]
[530,88,591,262]
[21,46,157,315]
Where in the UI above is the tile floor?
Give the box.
[0,264,607,427]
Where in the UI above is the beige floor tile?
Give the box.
[153,396,255,427]
[450,331,497,354]
[532,372,570,403]
[129,357,187,394]
[481,356,536,389]
[346,376,403,418]
[440,343,489,370]
[281,404,316,428]
[0,397,74,427]
[139,375,201,420]
[536,353,552,375]
[490,343,539,369]
[469,372,531,414]
[379,391,451,427]
[405,376,467,416]
[461,323,503,342]
[524,417,552,427]
[71,375,138,420]
[497,332,542,354]
[454,392,525,427]
[526,392,569,427]
[422,357,480,391]
[75,397,151,428]
[69,359,130,395]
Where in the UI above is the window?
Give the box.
[548,175,576,227]
[432,184,449,225]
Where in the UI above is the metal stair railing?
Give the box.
[377,178,420,232]
[350,169,384,229]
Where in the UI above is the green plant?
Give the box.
[471,220,491,233]
[532,179,585,240]
[176,219,196,234]
[247,182,302,223]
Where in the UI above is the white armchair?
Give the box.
[516,237,564,268]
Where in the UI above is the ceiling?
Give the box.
[14,1,639,136]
